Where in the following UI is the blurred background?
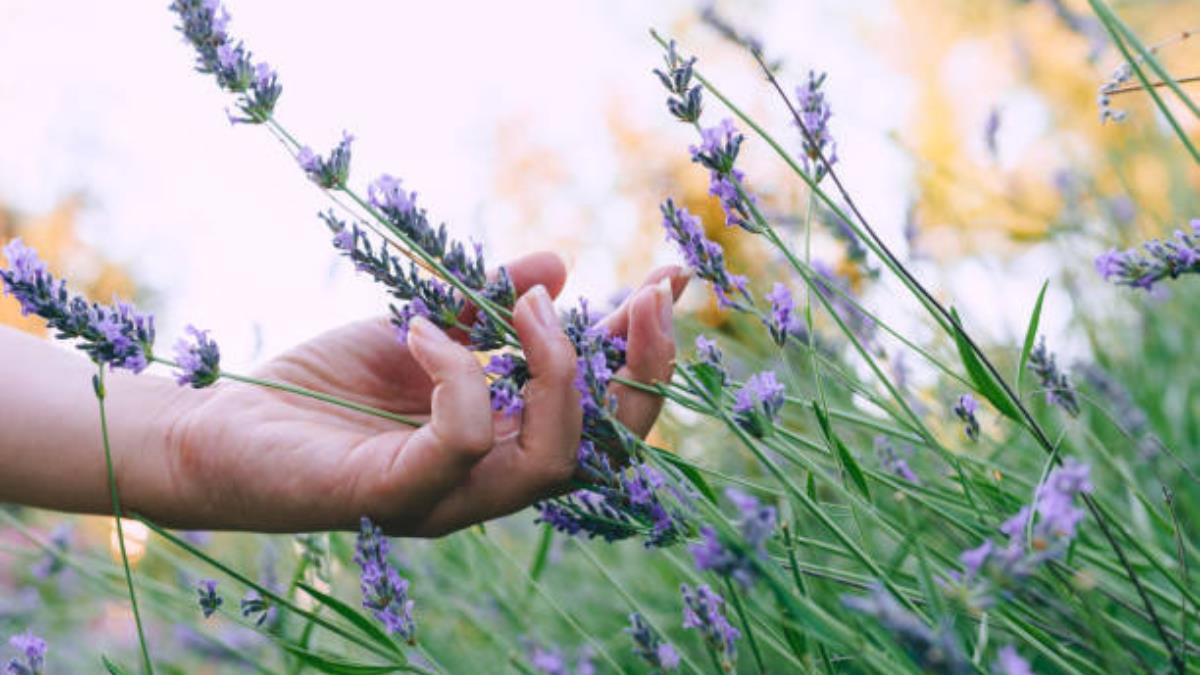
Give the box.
[2,0,1198,670]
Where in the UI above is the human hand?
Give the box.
[148,252,688,535]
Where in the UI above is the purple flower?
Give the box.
[960,539,995,579]
[298,131,354,189]
[733,371,785,438]
[197,579,223,618]
[690,120,756,231]
[812,260,876,344]
[681,584,740,667]
[368,174,418,215]
[660,200,750,309]
[485,353,528,418]
[5,631,46,675]
[764,282,803,346]
[874,436,919,483]
[1027,337,1079,416]
[1094,220,1200,291]
[173,325,221,388]
[1,239,154,373]
[653,40,703,123]
[354,517,416,642]
[995,645,1034,675]
[239,591,272,627]
[169,0,280,123]
[953,394,980,441]
[626,613,680,671]
[794,71,837,181]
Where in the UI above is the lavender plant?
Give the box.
[1,2,1197,673]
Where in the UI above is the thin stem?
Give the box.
[724,577,767,675]
[95,366,155,674]
[151,356,422,427]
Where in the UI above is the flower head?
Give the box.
[794,71,837,181]
[653,40,703,123]
[690,119,755,230]
[1,239,154,373]
[995,645,1034,675]
[626,613,680,671]
[660,200,750,309]
[174,325,221,388]
[764,282,803,346]
[354,517,416,642]
[874,436,919,483]
[298,131,354,189]
[486,354,529,418]
[733,371,785,437]
[5,631,46,675]
[1027,337,1079,416]
[1094,220,1200,291]
[843,585,968,674]
[953,394,980,441]
[681,584,740,668]
[197,579,223,618]
[690,489,775,587]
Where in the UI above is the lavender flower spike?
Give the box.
[626,613,681,671]
[1027,337,1079,417]
[843,585,969,674]
[1,238,154,373]
[653,39,703,123]
[794,71,837,182]
[690,119,756,231]
[732,371,785,438]
[690,488,776,587]
[681,584,740,668]
[995,645,1034,675]
[174,325,221,388]
[5,631,47,675]
[354,517,416,642]
[953,394,980,441]
[298,131,354,189]
[197,579,223,618]
[764,282,802,346]
[660,199,750,309]
[1095,219,1200,291]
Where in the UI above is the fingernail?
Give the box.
[526,284,559,330]
[654,277,674,335]
[407,316,447,349]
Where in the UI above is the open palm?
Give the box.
[154,253,686,536]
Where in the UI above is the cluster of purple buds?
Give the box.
[1095,219,1200,291]
[1075,364,1158,457]
[653,40,703,123]
[843,585,969,675]
[169,0,280,123]
[1,239,154,373]
[485,353,529,418]
[626,613,681,672]
[693,336,728,383]
[661,200,750,310]
[873,436,919,484]
[298,132,354,189]
[239,591,272,627]
[537,443,687,547]
[821,207,869,267]
[30,524,71,580]
[732,371,785,438]
[1027,337,1080,417]
[1098,63,1132,124]
[197,579,223,618]
[956,460,1093,605]
[680,584,740,669]
[174,325,221,388]
[525,642,595,675]
[322,212,465,345]
[4,632,46,675]
[563,300,627,438]
[794,71,837,182]
[354,517,416,642]
[690,489,776,587]
[953,394,980,442]
[690,119,756,231]
[764,283,805,347]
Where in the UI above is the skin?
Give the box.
[0,251,688,536]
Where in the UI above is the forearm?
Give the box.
[0,325,183,518]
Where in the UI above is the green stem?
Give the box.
[152,356,422,428]
[724,577,767,675]
[94,366,155,674]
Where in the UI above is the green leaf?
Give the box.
[297,582,405,658]
[812,403,870,499]
[528,523,554,583]
[950,309,1021,421]
[689,362,726,401]
[806,471,817,501]
[281,644,410,675]
[102,656,132,675]
[1016,280,1048,392]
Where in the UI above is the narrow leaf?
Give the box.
[950,309,1021,421]
[812,403,870,499]
[1016,280,1049,392]
[281,644,409,675]
[298,582,405,658]
[102,656,132,675]
[528,523,554,583]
